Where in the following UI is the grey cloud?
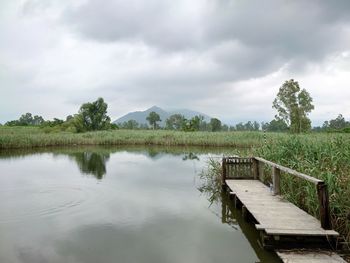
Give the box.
[62,0,350,84]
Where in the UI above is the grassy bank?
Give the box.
[0,126,276,149]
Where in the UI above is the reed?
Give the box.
[254,135,350,243]
[0,126,274,149]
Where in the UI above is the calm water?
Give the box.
[0,146,279,263]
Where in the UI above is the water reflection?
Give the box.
[0,146,280,263]
[68,152,110,180]
[198,159,221,204]
[182,152,200,161]
[0,146,207,181]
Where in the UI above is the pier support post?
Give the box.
[258,161,264,182]
[317,182,331,230]
[222,158,227,187]
[272,167,281,195]
[252,158,259,179]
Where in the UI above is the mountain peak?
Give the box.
[148,105,163,111]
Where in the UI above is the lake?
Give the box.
[0,146,280,263]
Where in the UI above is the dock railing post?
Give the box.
[252,158,259,180]
[272,167,281,195]
[317,182,331,229]
[258,161,264,182]
[222,158,227,187]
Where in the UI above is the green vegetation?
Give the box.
[146,111,161,129]
[74,97,112,132]
[0,126,272,149]
[201,134,350,243]
[314,114,350,133]
[273,79,314,133]
[4,98,115,133]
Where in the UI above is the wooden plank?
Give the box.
[225,179,339,238]
[277,250,346,263]
[254,157,322,185]
[272,167,281,195]
[262,228,338,236]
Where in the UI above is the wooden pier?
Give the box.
[221,156,346,263]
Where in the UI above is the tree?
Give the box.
[122,120,139,129]
[75,98,111,132]
[327,114,348,130]
[5,113,45,126]
[165,114,185,130]
[273,79,314,133]
[18,113,33,125]
[210,118,222,131]
[182,116,202,132]
[146,111,161,129]
[262,119,289,132]
[66,115,73,122]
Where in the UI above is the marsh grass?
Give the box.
[254,135,350,243]
[0,126,273,149]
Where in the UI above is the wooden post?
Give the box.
[252,158,259,179]
[242,205,248,221]
[272,167,281,195]
[222,158,226,186]
[317,182,331,229]
[258,161,264,182]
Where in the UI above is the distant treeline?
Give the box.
[118,115,261,132]
[2,109,349,134]
[2,98,117,133]
[312,114,350,133]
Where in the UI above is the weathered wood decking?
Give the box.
[226,180,338,238]
[277,250,346,263]
[222,156,346,262]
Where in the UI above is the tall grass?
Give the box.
[254,135,350,243]
[0,126,275,149]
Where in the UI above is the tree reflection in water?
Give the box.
[182,152,200,161]
[69,152,110,180]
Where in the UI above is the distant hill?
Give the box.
[113,106,212,127]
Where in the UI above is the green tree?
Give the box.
[5,113,45,126]
[165,114,185,130]
[210,118,222,131]
[122,120,139,129]
[146,111,161,129]
[326,114,349,130]
[273,79,314,133]
[182,116,202,132]
[74,98,111,132]
[66,115,73,122]
[18,113,33,125]
[262,119,289,132]
[32,115,45,125]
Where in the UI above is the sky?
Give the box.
[1,0,350,126]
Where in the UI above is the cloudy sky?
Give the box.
[1,0,350,125]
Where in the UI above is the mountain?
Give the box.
[113,106,212,126]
